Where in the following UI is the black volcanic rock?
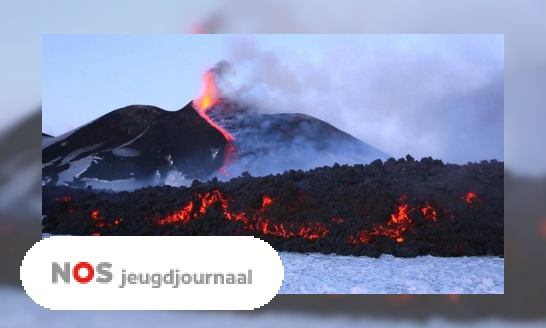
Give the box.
[42,132,53,138]
[42,102,229,189]
[42,158,503,258]
[42,99,390,189]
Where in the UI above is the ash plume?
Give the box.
[211,35,504,165]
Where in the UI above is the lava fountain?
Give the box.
[192,69,236,175]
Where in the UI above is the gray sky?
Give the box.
[42,34,503,165]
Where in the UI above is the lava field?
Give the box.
[42,156,504,258]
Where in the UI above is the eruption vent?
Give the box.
[193,70,219,111]
[192,70,236,175]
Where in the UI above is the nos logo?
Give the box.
[52,262,113,284]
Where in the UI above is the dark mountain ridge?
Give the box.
[42,100,390,190]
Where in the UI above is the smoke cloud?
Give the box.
[212,35,504,165]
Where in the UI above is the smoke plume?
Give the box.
[212,35,504,165]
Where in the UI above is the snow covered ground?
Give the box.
[278,252,503,294]
[41,233,503,294]
[0,287,538,328]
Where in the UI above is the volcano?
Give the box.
[42,100,390,190]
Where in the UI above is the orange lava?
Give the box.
[157,202,194,225]
[90,210,123,229]
[421,202,437,221]
[92,233,100,236]
[347,195,448,245]
[83,189,474,242]
[192,70,236,176]
[541,220,546,238]
[152,191,329,241]
[261,195,274,210]
[256,221,328,241]
[463,192,479,205]
[193,70,219,111]
[348,195,416,244]
[298,222,329,241]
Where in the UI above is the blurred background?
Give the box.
[1,0,546,327]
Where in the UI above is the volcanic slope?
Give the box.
[42,102,229,190]
[208,100,391,177]
[42,100,390,190]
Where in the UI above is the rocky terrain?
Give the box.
[42,157,503,258]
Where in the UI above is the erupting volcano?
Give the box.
[42,67,389,190]
[41,64,502,259]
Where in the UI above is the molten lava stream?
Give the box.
[192,70,236,176]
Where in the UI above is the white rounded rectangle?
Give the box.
[21,236,284,310]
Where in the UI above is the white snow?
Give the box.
[49,143,104,185]
[278,252,503,294]
[56,153,102,184]
[39,233,503,295]
[59,143,102,166]
[78,177,140,191]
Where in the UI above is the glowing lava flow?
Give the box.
[90,210,123,228]
[91,210,102,220]
[463,191,479,205]
[153,190,329,241]
[348,195,414,245]
[192,70,236,175]
[421,202,438,222]
[348,195,440,245]
[58,189,469,242]
[156,202,194,225]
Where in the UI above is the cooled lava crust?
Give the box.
[42,157,503,258]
